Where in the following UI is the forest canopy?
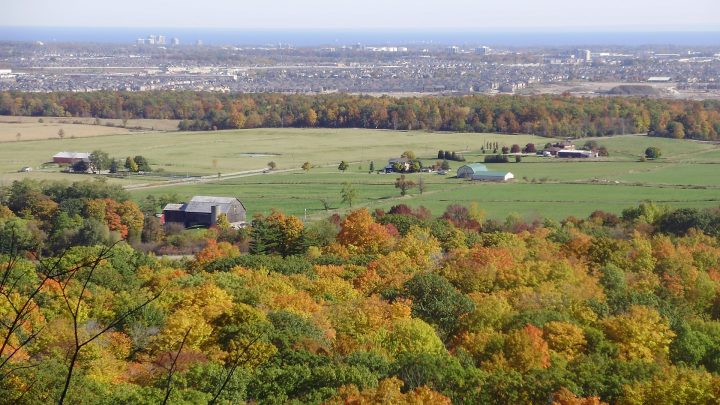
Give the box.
[2,180,720,403]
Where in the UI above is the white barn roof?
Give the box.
[53,152,90,159]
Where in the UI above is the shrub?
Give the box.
[484,154,509,163]
[645,147,661,159]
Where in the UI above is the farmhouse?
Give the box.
[53,152,90,164]
[457,163,488,178]
[471,171,515,182]
[384,157,411,173]
[163,196,246,228]
[557,150,598,158]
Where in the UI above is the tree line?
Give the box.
[2,91,720,139]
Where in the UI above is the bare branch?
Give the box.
[162,327,192,405]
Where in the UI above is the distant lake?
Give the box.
[0,27,719,47]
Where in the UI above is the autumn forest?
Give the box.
[2,178,720,404]
[2,91,720,139]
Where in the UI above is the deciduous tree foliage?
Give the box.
[5,91,720,139]
[2,180,720,403]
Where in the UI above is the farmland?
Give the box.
[0,115,180,142]
[1,126,718,220]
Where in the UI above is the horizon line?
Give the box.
[2,25,720,33]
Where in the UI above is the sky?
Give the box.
[3,0,720,31]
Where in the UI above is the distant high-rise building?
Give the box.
[195,39,203,47]
[475,46,491,55]
[157,35,166,45]
[147,35,156,45]
[136,38,146,45]
[448,46,460,54]
[575,49,591,62]
[171,37,180,46]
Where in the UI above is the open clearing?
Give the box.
[1,127,718,220]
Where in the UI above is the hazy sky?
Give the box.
[3,0,719,30]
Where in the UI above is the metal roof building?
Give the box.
[457,163,489,178]
[471,171,514,182]
[162,196,246,228]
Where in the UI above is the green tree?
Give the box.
[645,147,661,159]
[125,157,138,172]
[368,161,375,173]
[301,162,312,172]
[133,155,151,172]
[403,273,475,342]
[341,182,358,207]
[89,150,110,172]
[338,160,349,172]
[72,160,89,173]
[668,121,685,139]
[395,175,416,196]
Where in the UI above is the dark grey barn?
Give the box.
[162,196,246,228]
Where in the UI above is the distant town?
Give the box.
[0,37,719,98]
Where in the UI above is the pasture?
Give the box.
[0,115,180,142]
[0,128,543,182]
[1,127,718,220]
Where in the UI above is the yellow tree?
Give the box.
[153,283,234,353]
[383,318,445,358]
[618,366,720,405]
[330,377,452,405]
[266,209,305,256]
[395,226,442,270]
[355,251,415,295]
[543,321,587,360]
[603,305,675,362]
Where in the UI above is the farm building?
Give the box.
[457,163,488,178]
[163,196,246,228]
[471,171,515,182]
[557,150,598,158]
[52,152,90,164]
[384,157,412,173]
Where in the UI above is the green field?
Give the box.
[0,128,542,183]
[1,128,719,220]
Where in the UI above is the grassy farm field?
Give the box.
[0,128,542,182]
[1,127,718,220]
[0,115,180,142]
